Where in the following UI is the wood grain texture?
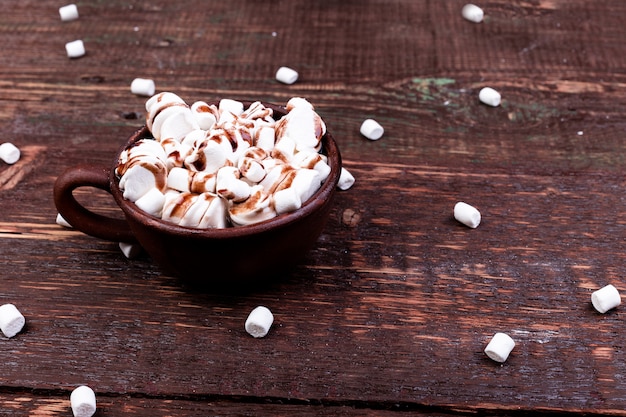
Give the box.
[1,0,626,415]
[0,394,526,417]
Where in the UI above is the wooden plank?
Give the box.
[1,0,626,415]
[2,167,625,413]
[0,393,517,417]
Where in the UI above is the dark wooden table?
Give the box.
[2,0,626,415]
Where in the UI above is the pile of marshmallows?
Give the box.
[116,94,332,228]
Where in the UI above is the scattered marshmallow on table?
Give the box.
[591,284,621,313]
[119,242,143,259]
[65,40,85,58]
[484,332,515,363]
[70,385,96,417]
[275,66,299,85]
[454,201,481,228]
[0,142,20,164]
[337,167,355,190]
[0,304,25,338]
[245,306,274,338]
[360,119,384,140]
[130,78,156,97]
[59,4,79,21]
[462,4,484,23]
[56,213,72,228]
[479,87,501,107]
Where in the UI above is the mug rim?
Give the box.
[109,101,341,240]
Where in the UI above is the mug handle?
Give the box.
[53,165,137,243]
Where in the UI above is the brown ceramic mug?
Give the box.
[53,102,341,289]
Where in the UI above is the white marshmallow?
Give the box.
[178,193,213,228]
[70,385,96,417]
[292,168,321,204]
[273,186,301,215]
[134,187,165,216]
[158,108,200,142]
[223,124,252,165]
[119,162,167,202]
[160,137,192,169]
[59,4,79,21]
[118,139,167,166]
[218,177,251,203]
[0,304,25,338]
[271,166,298,192]
[276,100,324,152]
[118,152,167,177]
[360,119,384,140]
[591,284,621,314]
[484,332,515,363]
[259,164,292,195]
[270,136,296,158]
[119,242,142,259]
[190,101,217,130]
[254,125,276,152]
[454,201,481,228]
[56,213,72,228]
[159,190,181,217]
[239,157,266,183]
[479,87,501,107]
[245,306,274,338]
[204,134,238,167]
[337,167,355,191]
[162,192,198,225]
[275,66,299,85]
[219,99,244,117]
[314,159,331,183]
[216,166,251,202]
[197,194,228,229]
[261,156,278,172]
[286,97,314,110]
[0,142,20,164]
[273,135,297,163]
[176,192,226,229]
[130,78,155,97]
[241,146,268,163]
[242,101,273,120]
[229,185,276,226]
[462,4,484,23]
[145,92,186,118]
[149,105,190,141]
[185,138,230,174]
[291,149,321,167]
[167,167,192,192]
[217,109,236,125]
[65,40,85,58]
[292,152,331,183]
[192,171,217,194]
[181,129,207,148]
